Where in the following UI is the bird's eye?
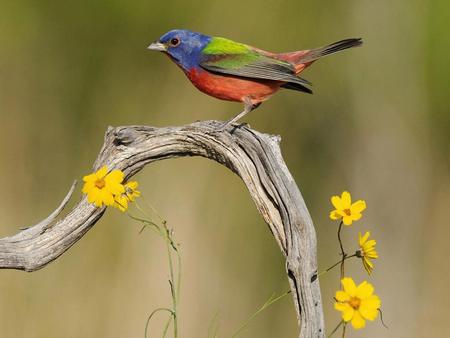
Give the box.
[170,38,180,46]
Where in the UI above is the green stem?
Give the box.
[378,308,389,328]
[130,200,181,338]
[337,221,346,282]
[140,195,166,224]
[207,312,220,338]
[163,222,178,338]
[127,213,162,235]
[318,254,357,277]
[162,313,173,338]
[327,320,343,338]
[144,307,174,338]
[231,290,291,338]
[176,245,182,305]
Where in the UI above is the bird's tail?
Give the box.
[298,38,363,64]
[275,38,363,73]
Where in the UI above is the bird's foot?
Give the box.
[217,99,257,132]
[216,120,232,132]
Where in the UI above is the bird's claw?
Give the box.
[216,121,231,132]
[238,122,250,129]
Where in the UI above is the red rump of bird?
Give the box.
[148,30,362,125]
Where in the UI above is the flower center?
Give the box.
[95,179,106,189]
[343,208,351,216]
[348,297,361,310]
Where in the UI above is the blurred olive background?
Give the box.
[0,1,449,337]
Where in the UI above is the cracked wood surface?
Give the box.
[0,120,324,338]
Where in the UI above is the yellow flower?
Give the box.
[357,232,378,275]
[330,191,366,225]
[82,166,125,207]
[114,193,129,212]
[113,181,141,212]
[334,277,381,330]
[124,181,141,201]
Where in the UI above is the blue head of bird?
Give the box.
[148,29,211,70]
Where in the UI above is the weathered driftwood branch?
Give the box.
[0,121,324,337]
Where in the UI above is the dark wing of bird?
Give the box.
[199,47,312,94]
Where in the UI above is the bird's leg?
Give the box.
[218,98,261,130]
[226,100,256,125]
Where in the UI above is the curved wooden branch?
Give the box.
[0,121,324,337]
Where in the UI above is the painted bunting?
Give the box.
[148,29,362,126]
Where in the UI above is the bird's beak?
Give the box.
[147,42,167,52]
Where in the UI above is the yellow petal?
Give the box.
[89,189,103,208]
[83,172,97,183]
[359,301,379,321]
[96,166,108,179]
[335,303,354,322]
[335,291,350,302]
[364,257,374,268]
[364,247,377,254]
[341,278,357,297]
[105,169,124,184]
[335,210,347,217]
[351,311,366,330]
[341,191,351,209]
[330,210,341,220]
[351,200,366,213]
[114,195,128,212]
[363,258,374,275]
[359,232,370,246]
[356,281,374,299]
[351,213,362,221]
[125,181,141,201]
[364,295,381,309]
[365,239,376,247]
[99,189,114,206]
[87,188,100,206]
[331,195,343,210]
[128,191,141,202]
[363,243,376,250]
[343,216,353,226]
[334,302,347,312]
[109,183,125,196]
[125,181,138,190]
[82,181,95,194]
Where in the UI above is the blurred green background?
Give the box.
[0,0,449,337]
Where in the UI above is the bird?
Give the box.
[148,29,362,127]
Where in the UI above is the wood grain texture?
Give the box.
[0,121,324,337]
